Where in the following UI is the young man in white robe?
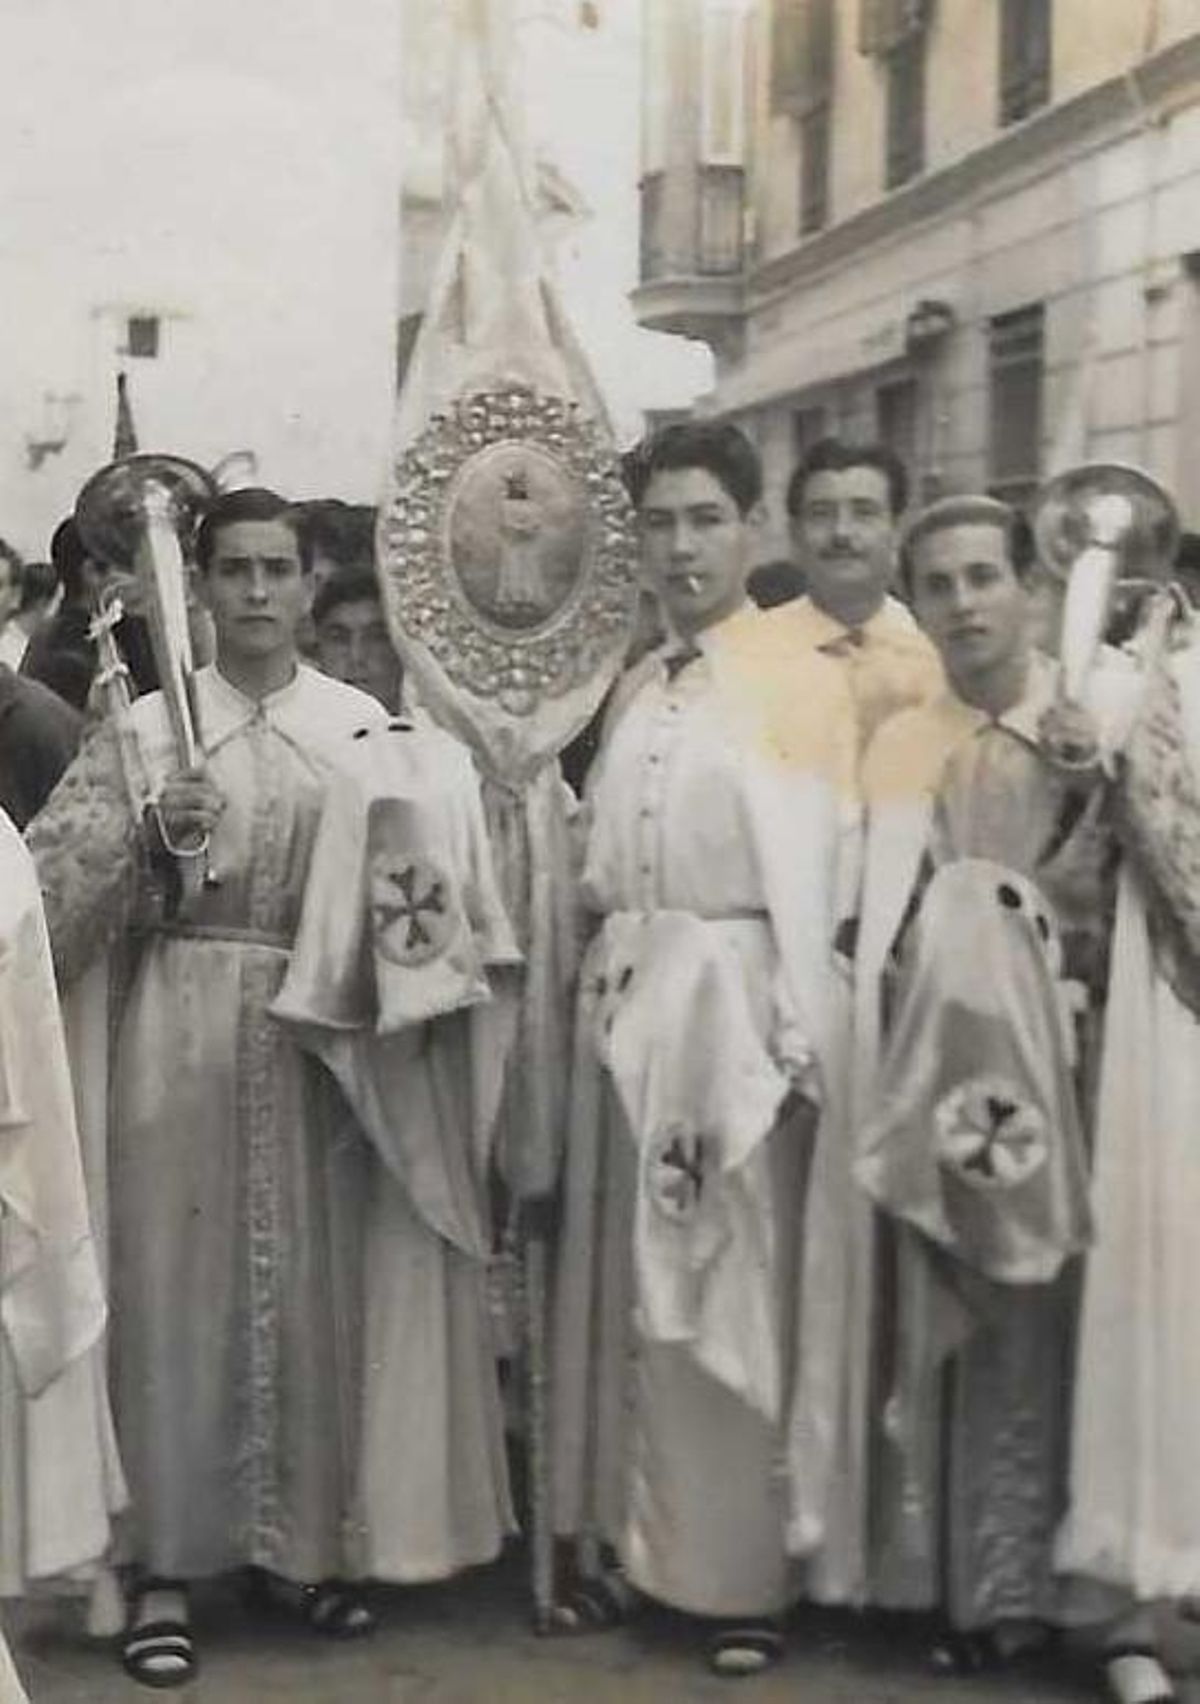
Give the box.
[0,808,125,1681]
[27,488,387,1686]
[550,421,857,1676]
[270,687,525,1589]
[854,496,1141,1679]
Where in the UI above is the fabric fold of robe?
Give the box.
[592,909,802,1424]
[273,719,523,1582]
[552,606,854,1618]
[1058,621,1200,1601]
[857,858,1091,1288]
[0,809,126,1594]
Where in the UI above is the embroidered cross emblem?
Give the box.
[958,1094,1021,1180]
[934,1074,1048,1192]
[647,1128,707,1223]
[369,852,454,967]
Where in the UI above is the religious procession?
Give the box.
[5,3,1200,1703]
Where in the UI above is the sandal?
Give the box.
[120,1583,197,1691]
[1102,1647,1176,1704]
[706,1623,785,1678]
[303,1580,376,1640]
[548,1569,633,1633]
[928,1630,989,1675]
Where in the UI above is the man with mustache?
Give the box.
[774,438,941,759]
[766,438,942,1608]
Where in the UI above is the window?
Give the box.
[792,404,828,462]
[123,315,160,359]
[876,376,918,474]
[697,165,745,273]
[771,0,834,114]
[885,33,925,188]
[396,312,422,393]
[799,103,831,234]
[641,0,672,175]
[701,0,747,165]
[988,304,1044,507]
[858,0,929,55]
[999,0,1051,125]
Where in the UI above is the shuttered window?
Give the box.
[877,376,918,474]
[859,0,930,56]
[799,102,831,233]
[771,0,834,114]
[999,0,1052,125]
[989,304,1044,507]
[885,32,926,188]
[702,1,748,163]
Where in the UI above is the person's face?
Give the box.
[82,555,143,616]
[0,559,19,625]
[315,596,402,711]
[790,464,897,626]
[310,549,340,591]
[910,521,1030,680]
[637,466,753,637]
[198,519,311,665]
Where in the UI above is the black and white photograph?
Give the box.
[4,2,1200,1700]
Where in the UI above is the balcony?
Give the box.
[633,165,746,359]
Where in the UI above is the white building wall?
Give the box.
[0,0,401,559]
[714,5,1200,555]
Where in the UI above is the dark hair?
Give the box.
[0,535,24,587]
[624,421,763,516]
[898,494,1036,595]
[747,558,806,608]
[18,560,59,613]
[194,487,309,575]
[785,437,909,520]
[50,516,89,602]
[295,500,376,573]
[1175,530,1200,577]
[311,568,383,629]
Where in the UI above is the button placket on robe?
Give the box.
[633,688,687,907]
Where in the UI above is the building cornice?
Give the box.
[748,29,1200,308]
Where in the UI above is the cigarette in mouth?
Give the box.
[683,574,701,593]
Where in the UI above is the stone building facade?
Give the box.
[636,0,1200,555]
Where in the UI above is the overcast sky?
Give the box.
[0,0,708,552]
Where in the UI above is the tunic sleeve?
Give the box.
[24,721,146,988]
[1116,647,1200,1015]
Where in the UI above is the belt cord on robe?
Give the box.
[479,768,576,1633]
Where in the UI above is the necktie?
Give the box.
[663,643,702,682]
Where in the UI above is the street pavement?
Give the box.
[9,1552,1200,1704]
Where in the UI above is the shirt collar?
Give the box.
[208,659,305,714]
[935,650,1059,746]
[800,593,917,651]
[659,599,759,662]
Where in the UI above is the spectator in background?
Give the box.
[0,655,81,828]
[311,568,403,714]
[294,501,377,656]
[0,538,24,666]
[21,518,158,711]
[297,501,376,587]
[0,559,63,670]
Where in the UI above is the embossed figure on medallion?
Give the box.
[447,440,585,632]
